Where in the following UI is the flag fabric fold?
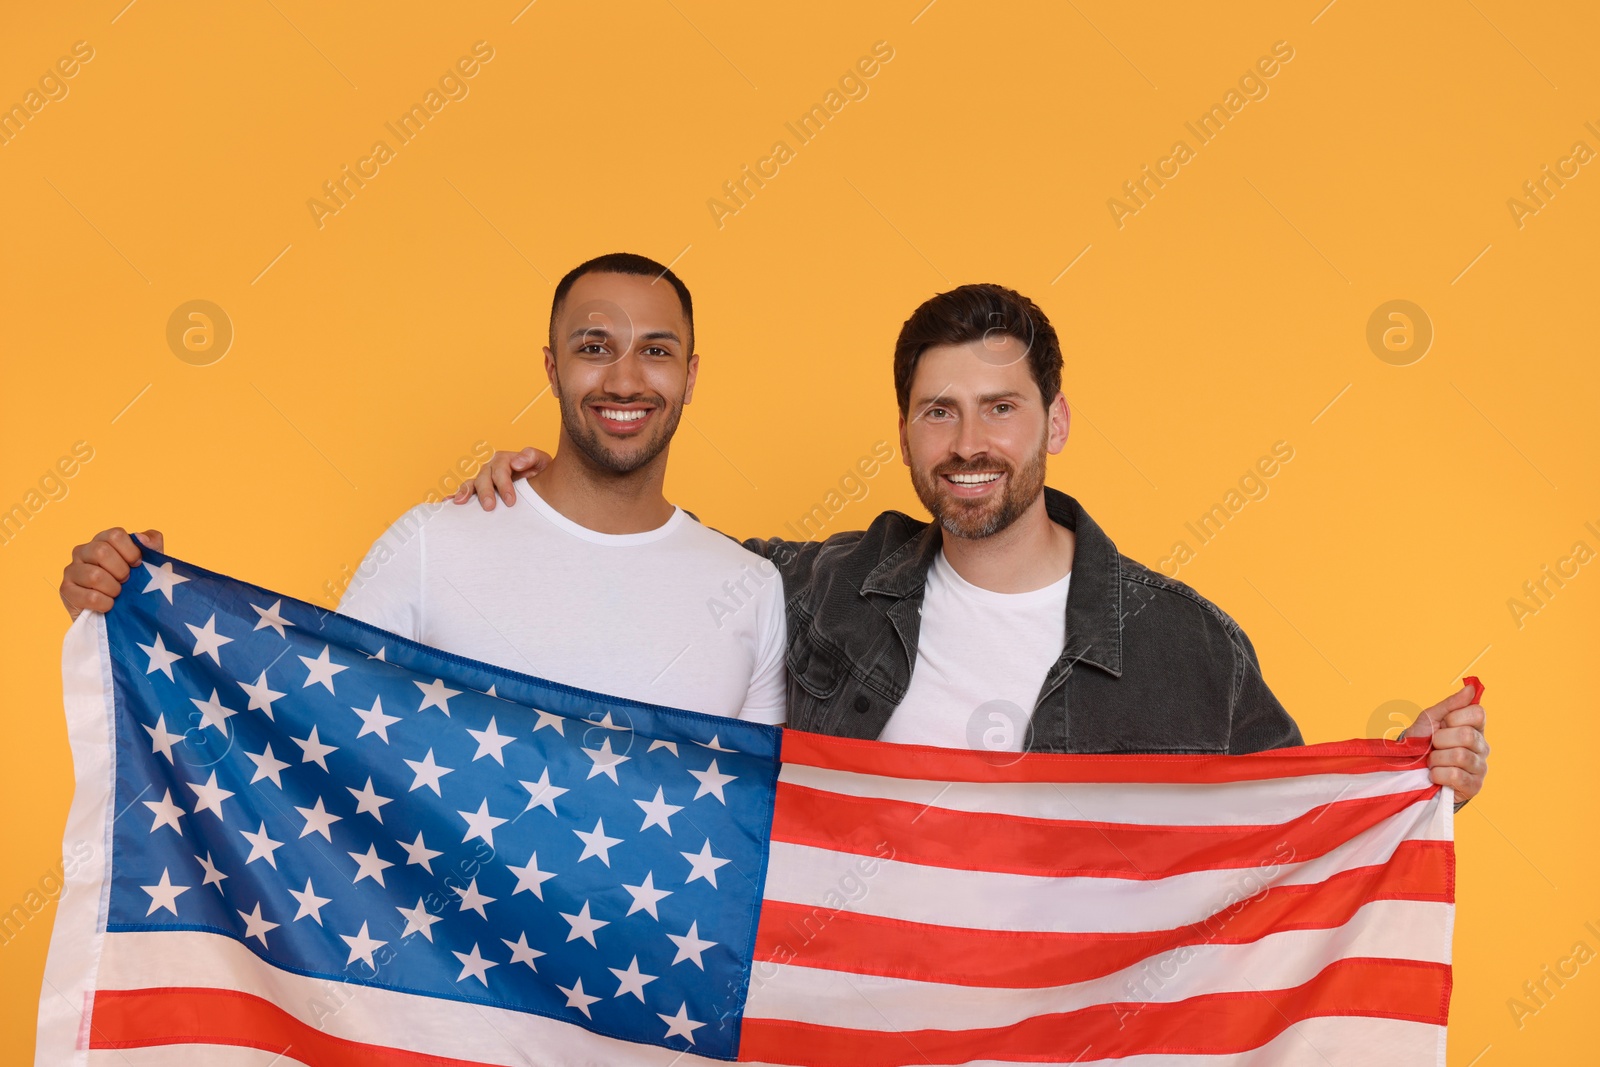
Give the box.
[37,548,1454,1066]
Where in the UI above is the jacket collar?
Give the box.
[861,486,1124,677]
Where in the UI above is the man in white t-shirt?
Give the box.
[59,252,787,725]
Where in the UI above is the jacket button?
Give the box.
[853,695,870,714]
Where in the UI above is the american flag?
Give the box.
[38,547,1457,1066]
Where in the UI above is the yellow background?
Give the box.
[2,1,1596,1062]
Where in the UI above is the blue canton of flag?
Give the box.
[99,546,779,1059]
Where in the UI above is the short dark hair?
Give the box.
[892,283,1062,414]
[548,252,694,352]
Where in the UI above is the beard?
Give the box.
[910,437,1049,540]
[557,386,683,475]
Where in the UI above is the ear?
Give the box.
[543,345,559,398]
[683,350,700,405]
[1046,392,1070,455]
[897,411,911,466]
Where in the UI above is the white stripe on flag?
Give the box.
[778,763,1435,825]
[742,898,1452,1030]
[763,794,1447,934]
[96,929,724,1067]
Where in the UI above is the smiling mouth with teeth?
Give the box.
[596,408,650,422]
[945,472,1002,485]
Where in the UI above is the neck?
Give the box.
[940,493,1075,593]
[528,431,676,534]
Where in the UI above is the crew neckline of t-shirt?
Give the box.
[932,548,1071,605]
[520,485,685,546]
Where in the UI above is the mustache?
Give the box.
[930,457,1011,478]
[582,394,664,409]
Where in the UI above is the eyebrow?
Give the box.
[913,389,1028,408]
[565,328,682,345]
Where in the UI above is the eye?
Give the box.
[642,345,672,357]
[925,406,951,420]
[993,402,1014,415]
[578,342,609,356]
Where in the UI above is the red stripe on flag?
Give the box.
[739,956,1452,1067]
[90,986,490,1066]
[779,730,1432,784]
[771,780,1437,878]
[754,839,1453,987]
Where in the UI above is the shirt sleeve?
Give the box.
[737,571,789,726]
[335,504,432,642]
[1226,620,1305,754]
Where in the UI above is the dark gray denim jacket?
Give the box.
[745,486,1304,755]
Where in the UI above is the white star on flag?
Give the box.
[138,632,182,681]
[298,646,348,693]
[658,1003,706,1044]
[458,798,507,848]
[560,901,609,947]
[453,943,498,986]
[532,709,565,735]
[339,921,386,968]
[681,840,732,889]
[399,832,443,873]
[574,818,622,866]
[237,902,279,948]
[291,725,338,771]
[186,771,234,819]
[238,671,285,719]
[189,689,238,734]
[609,956,658,1002]
[246,743,291,788]
[141,868,188,916]
[689,758,737,804]
[502,932,545,970]
[249,599,293,638]
[348,844,393,887]
[144,790,185,834]
[518,769,568,816]
[413,677,460,715]
[507,853,556,900]
[185,614,233,665]
[582,736,631,783]
[453,878,496,920]
[404,748,454,795]
[289,879,332,924]
[240,822,285,868]
[589,711,630,731]
[622,872,672,919]
[557,976,600,1019]
[141,560,189,602]
[346,777,393,823]
[647,739,680,757]
[397,898,443,942]
[351,696,400,742]
[294,797,341,841]
[634,786,682,835]
[143,714,183,763]
[467,716,516,764]
[197,851,227,892]
[667,921,717,969]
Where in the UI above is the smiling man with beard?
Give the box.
[59,252,788,725]
[460,283,1490,803]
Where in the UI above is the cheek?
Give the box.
[903,424,945,467]
[643,363,691,399]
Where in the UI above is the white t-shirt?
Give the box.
[336,490,787,724]
[878,549,1070,751]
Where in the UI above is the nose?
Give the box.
[601,348,646,397]
[952,413,988,461]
